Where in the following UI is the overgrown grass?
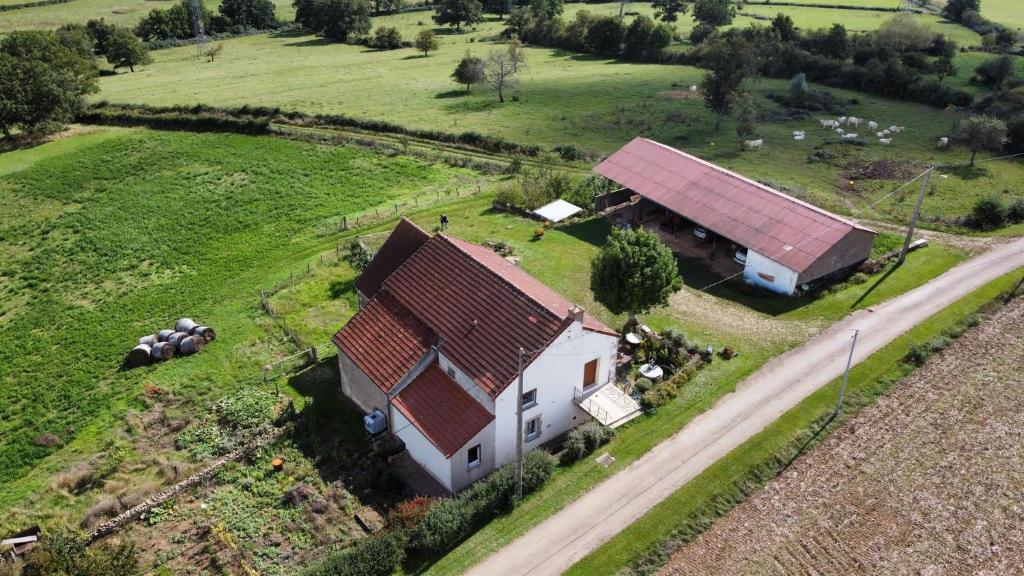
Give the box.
[565,268,1024,576]
[0,128,487,530]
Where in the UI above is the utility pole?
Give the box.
[514,347,525,501]
[834,329,860,418]
[898,167,933,265]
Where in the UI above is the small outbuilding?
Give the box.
[594,138,876,295]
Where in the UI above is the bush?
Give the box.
[371,26,403,49]
[303,531,406,576]
[349,240,374,270]
[388,496,433,529]
[966,196,1008,230]
[1007,197,1024,224]
[562,421,615,462]
[553,144,584,161]
[634,377,653,393]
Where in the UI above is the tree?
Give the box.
[699,36,756,130]
[585,15,625,57]
[414,29,439,55]
[484,49,517,102]
[219,0,279,29]
[771,12,797,42]
[967,196,1008,230]
[692,0,735,28]
[372,25,403,49]
[105,27,151,72]
[735,91,758,141]
[623,15,655,61]
[135,0,212,41]
[941,0,980,23]
[433,0,483,32]
[452,52,485,92]
[953,115,1008,166]
[0,30,98,139]
[934,53,956,83]
[506,35,526,72]
[652,0,687,23]
[974,55,1015,89]
[482,0,510,19]
[372,0,403,14]
[85,18,116,54]
[529,0,562,19]
[590,227,682,315]
[318,0,372,41]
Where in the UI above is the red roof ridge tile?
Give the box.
[636,138,874,233]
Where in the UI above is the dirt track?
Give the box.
[662,297,1024,576]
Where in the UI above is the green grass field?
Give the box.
[0,0,294,32]
[0,128,485,530]
[981,0,1023,29]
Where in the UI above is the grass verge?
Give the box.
[566,267,1024,576]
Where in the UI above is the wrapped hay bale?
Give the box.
[178,335,205,355]
[157,329,175,342]
[168,332,189,349]
[193,326,216,342]
[175,318,200,334]
[128,344,152,367]
[150,341,175,361]
[138,334,159,347]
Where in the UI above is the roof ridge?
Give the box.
[437,234,568,324]
[637,138,874,233]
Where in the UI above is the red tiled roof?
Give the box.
[355,218,431,299]
[393,364,494,457]
[595,138,874,273]
[333,292,436,393]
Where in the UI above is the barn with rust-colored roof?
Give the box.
[332,220,631,493]
[595,138,875,294]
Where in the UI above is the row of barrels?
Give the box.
[127,318,217,367]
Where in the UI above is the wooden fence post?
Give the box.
[309,347,318,365]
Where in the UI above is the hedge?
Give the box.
[0,0,71,12]
[77,103,271,134]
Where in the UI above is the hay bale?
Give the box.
[128,344,152,367]
[168,331,189,349]
[175,318,200,334]
[157,329,174,342]
[150,342,175,361]
[138,334,158,347]
[178,336,205,354]
[193,326,216,342]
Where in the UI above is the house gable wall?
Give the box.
[337,350,387,415]
[393,408,454,491]
[493,321,618,467]
[797,228,875,286]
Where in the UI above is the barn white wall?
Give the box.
[393,408,454,491]
[493,321,619,467]
[743,250,799,295]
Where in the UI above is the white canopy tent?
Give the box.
[533,199,583,223]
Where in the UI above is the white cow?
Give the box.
[876,131,886,138]
[743,139,764,151]
[936,137,949,149]
[882,129,891,137]
[847,117,862,128]
[836,127,845,135]
[838,116,848,125]
[842,133,859,140]
[792,130,806,137]
[821,119,839,129]
[689,85,698,92]
[794,134,806,141]
[868,121,879,130]
[878,138,892,145]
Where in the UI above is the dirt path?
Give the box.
[662,297,1024,576]
[464,237,1024,576]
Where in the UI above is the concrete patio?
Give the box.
[576,382,642,428]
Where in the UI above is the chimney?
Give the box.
[568,305,585,324]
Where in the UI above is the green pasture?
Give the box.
[0,0,294,32]
[0,128,485,529]
[981,0,1023,29]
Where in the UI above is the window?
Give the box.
[467,444,481,469]
[525,415,542,442]
[446,365,456,379]
[583,359,598,387]
[521,389,537,409]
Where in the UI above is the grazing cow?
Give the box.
[838,116,848,125]
[842,133,859,140]
[821,119,839,129]
[878,138,892,145]
[868,121,879,130]
[876,131,886,138]
[882,129,891,137]
[847,117,862,128]
[689,85,698,92]
[936,137,949,148]
[743,139,764,151]
[792,130,805,137]
[794,134,806,141]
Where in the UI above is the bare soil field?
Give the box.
[661,297,1024,576]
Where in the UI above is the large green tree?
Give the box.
[0,30,98,138]
[219,0,279,29]
[452,52,485,92]
[585,15,625,56]
[320,0,372,41]
[433,0,483,32]
[105,27,152,72]
[953,114,1008,166]
[699,36,756,130]
[135,0,212,41]
[941,0,980,22]
[590,227,682,315]
[692,0,735,28]
[652,0,687,23]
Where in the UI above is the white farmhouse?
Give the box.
[333,219,634,493]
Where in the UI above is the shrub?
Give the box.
[303,531,406,576]
[848,272,869,285]
[349,240,374,270]
[387,496,433,529]
[634,377,653,393]
[553,144,584,161]
[1008,197,1024,224]
[966,196,1008,230]
[371,26,403,49]
[562,421,615,462]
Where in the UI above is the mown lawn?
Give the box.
[981,0,1024,29]
[567,267,1024,576]
[0,0,294,32]
[0,128,486,530]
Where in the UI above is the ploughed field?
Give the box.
[0,127,478,526]
[660,296,1024,575]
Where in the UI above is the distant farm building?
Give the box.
[595,138,876,295]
